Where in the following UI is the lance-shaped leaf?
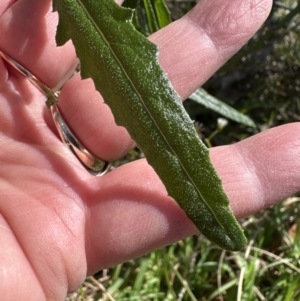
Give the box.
[189,88,256,128]
[123,0,171,36]
[52,0,247,251]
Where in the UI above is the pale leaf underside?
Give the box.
[53,0,247,251]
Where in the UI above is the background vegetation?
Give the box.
[66,0,300,300]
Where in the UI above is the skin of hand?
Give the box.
[1,0,299,300]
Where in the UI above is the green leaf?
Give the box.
[52,0,247,251]
[151,0,172,28]
[142,0,160,34]
[135,5,151,36]
[189,88,256,128]
[123,0,171,34]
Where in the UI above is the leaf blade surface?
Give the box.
[189,88,256,128]
[53,0,247,251]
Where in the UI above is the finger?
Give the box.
[0,0,78,90]
[0,0,17,16]
[149,0,272,99]
[57,74,134,161]
[85,123,300,270]
[0,140,89,298]
[86,159,197,271]
[0,0,124,90]
[211,123,300,214]
[58,0,272,161]
[0,215,46,300]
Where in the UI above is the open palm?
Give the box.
[1,0,299,300]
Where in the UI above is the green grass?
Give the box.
[66,198,300,301]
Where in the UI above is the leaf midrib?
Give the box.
[76,0,225,233]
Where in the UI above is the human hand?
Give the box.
[1,0,298,300]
